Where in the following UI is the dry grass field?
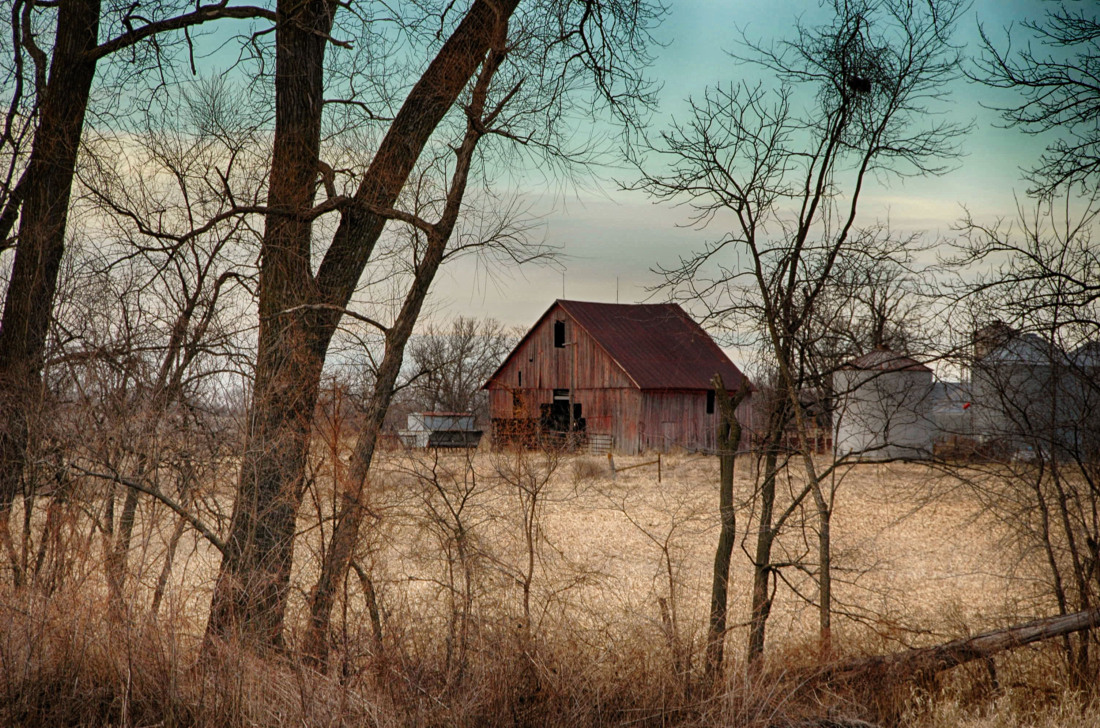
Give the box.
[0,447,1096,726]
[360,451,1029,652]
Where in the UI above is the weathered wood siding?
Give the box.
[488,303,645,449]
[491,304,636,392]
[487,302,753,453]
[640,390,711,452]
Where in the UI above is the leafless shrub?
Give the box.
[571,456,607,486]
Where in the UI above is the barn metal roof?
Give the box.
[839,348,932,372]
[486,300,750,392]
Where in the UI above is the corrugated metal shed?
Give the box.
[399,412,482,448]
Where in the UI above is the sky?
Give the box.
[424,0,1066,332]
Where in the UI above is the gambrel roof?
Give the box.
[485,300,749,391]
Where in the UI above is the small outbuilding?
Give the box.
[483,300,753,453]
[834,348,934,460]
[399,412,483,449]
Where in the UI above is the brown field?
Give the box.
[1,448,1096,726]
[355,451,1031,650]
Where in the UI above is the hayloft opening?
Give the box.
[554,320,566,348]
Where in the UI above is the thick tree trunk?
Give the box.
[706,374,748,681]
[0,0,100,549]
[204,0,335,647]
[205,0,520,650]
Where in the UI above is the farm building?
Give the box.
[1069,341,1100,458]
[970,325,1097,457]
[398,412,482,449]
[834,348,935,461]
[928,380,973,444]
[483,300,753,453]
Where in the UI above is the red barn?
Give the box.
[483,300,753,453]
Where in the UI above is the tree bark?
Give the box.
[706,373,749,681]
[748,415,784,664]
[204,0,337,647]
[205,0,520,650]
[818,498,832,655]
[825,606,1100,683]
[0,0,100,542]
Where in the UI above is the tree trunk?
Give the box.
[302,25,508,664]
[825,606,1100,683]
[0,0,100,552]
[205,0,519,650]
[301,313,413,664]
[106,459,144,605]
[747,442,779,665]
[706,373,748,681]
[151,513,188,618]
[204,0,336,648]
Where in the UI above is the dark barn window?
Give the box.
[706,390,715,414]
[554,320,566,348]
[518,370,522,386]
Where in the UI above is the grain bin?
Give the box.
[834,348,934,460]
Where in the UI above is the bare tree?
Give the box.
[204,0,662,657]
[705,373,749,680]
[406,316,515,422]
[68,76,259,606]
[633,0,967,661]
[974,3,1100,195]
[0,0,273,578]
[947,191,1100,687]
[491,448,562,637]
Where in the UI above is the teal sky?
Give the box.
[430,0,1066,330]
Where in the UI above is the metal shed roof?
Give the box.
[486,300,750,392]
[839,348,932,372]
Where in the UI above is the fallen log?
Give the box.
[825,605,1100,683]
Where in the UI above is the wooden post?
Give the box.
[657,453,662,483]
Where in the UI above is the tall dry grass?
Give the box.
[1,452,1096,726]
[1,578,1096,727]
